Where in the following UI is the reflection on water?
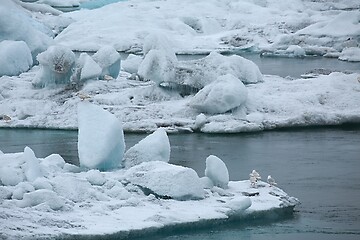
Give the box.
[0,126,360,239]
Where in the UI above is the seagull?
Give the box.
[76,92,91,101]
[249,173,257,188]
[267,175,277,186]
[252,170,261,180]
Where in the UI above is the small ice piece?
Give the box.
[33,177,53,190]
[285,45,306,57]
[0,167,24,186]
[23,147,43,182]
[226,196,252,214]
[267,175,277,186]
[125,161,204,200]
[106,182,131,200]
[78,102,125,171]
[205,155,229,189]
[32,45,75,88]
[199,176,214,189]
[18,189,66,211]
[85,169,106,186]
[122,54,143,74]
[339,47,360,62]
[189,74,248,114]
[193,113,207,130]
[74,53,102,82]
[123,128,170,169]
[0,186,12,200]
[92,45,121,79]
[12,182,35,200]
[0,40,33,76]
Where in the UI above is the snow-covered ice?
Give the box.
[0,145,299,239]
[77,102,125,170]
[92,45,121,79]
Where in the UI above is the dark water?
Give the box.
[0,127,360,239]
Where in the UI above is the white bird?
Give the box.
[267,175,277,186]
[252,170,261,180]
[249,173,257,188]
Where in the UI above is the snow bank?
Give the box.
[125,161,204,200]
[123,128,170,169]
[0,41,33,77]
[32,45,75,88]
[77,102,125,170]
[189,74,248,114]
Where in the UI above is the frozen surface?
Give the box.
[339,47,360,62]
[0,146,299,239]
[0,40,33,77]
[123,128,170,169]
[77,102,125,170]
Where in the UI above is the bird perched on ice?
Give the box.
[249,173,257,188]
[76,92,91,101]
[252,170,261,180]
[267,175,277,186]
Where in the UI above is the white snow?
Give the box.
[189,74,248,114]
[77,102,125,170]
[0,146,299,239]
[123,128,170,169]
[122,54,143,74]
[205,155,229,189]
[0,40,33,77]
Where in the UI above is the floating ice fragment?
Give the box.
[23,147,43,182]
[74,52,102,82]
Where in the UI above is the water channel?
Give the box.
[1,126,359,239]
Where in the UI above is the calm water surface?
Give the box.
[0,127,359,239]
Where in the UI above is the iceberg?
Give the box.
[73,52,102,83]
[77,102,125,170]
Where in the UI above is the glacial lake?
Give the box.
[1,126,359,239]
